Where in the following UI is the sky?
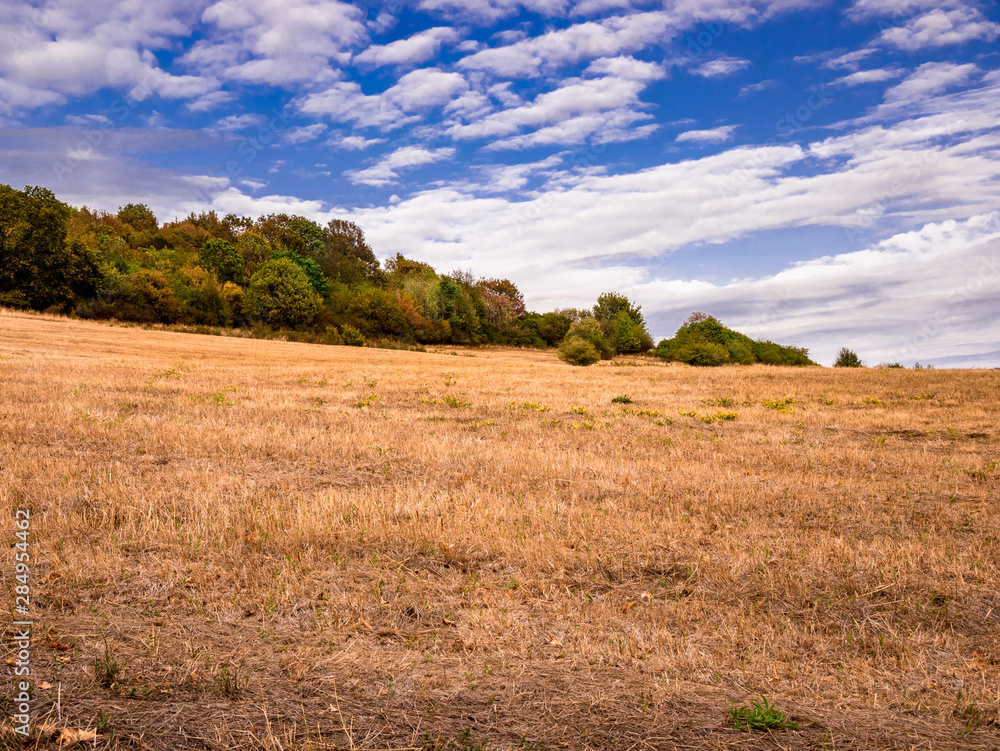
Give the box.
[2,0,999,367]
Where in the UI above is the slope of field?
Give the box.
[1,308,998,750]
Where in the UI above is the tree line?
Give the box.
[0,184,815,366]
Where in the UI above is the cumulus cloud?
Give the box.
[191,0,367,84]
[347,145,456,186]
[0,1,220,111]
[285,123,328,144]
[297,68,468,129]
[354,27,460,67]
[878,7,1000,50]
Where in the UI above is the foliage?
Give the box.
[244,258,320,328]
[834,347,863,367]
[563,318,614,360]
[656,313,816,367]
[727,696,799,732]
[341,324,366,347]
[558,337,601,366]
[0,185,102,311]
[593,292,652,354]
[198,238,244,285]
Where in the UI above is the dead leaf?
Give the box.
[38,681,54,690]
[57,728,99,746]
[622,601,637,612]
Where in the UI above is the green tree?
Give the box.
[0,185,102,310]
[833,347,863,368]
[198,238,245,284]
[593,292,652,353]
[537,311,573,346]
[245,258,320,328]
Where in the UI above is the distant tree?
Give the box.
[477,278,525,335]
[245,258,320,328]
[681,310,718,327]
[833,347,863,368]
[117,203,158,234]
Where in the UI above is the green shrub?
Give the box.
[562,318,614,359]
[558,337,601,366]
[244,258,320,328]
[673,340,730,366]
[341,324,366,347]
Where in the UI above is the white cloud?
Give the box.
[738,79,779,96]
[354,27,459,67]
[878,7,1000,50]
[418,0,569,24]
[834,68,905,87]
[0,2,221,111]
[446,70,662,147]
[193,0,367,84]
[329,135,387,150]
[457,12,677,77]
[386,68,469,110]
[214,113,266,132]
[847,0,956,22]
[676,125,738,143]
[693,56,751,78]
[285,123,328,144]
[347,145,456,186]
[297,68,468,129]
[884,61,978,103]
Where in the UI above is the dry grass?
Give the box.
[1,306,998,750]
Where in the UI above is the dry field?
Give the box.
[1,307,998,750]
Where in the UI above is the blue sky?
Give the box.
[2,0,999,366]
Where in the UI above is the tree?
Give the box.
[593,292,646,329]
[322,219,381,284]
[537,311,572,346]
[244,258,320,328]
[681,310,718,327]
[198,238,245,284]
[0,185,101,310]
[833,347,863,368]
[593,292,652,354]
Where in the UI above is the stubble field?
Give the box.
[1,307,998,750]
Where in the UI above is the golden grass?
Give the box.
[1,306,998,750]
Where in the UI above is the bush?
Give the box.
[341,324,366,347]
[833,347,863,368]
[558,337,601,366]
[562,319,614,359]
[244,258,320,328]
[673,339,730,366]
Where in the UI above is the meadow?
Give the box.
[1,307,998,750]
